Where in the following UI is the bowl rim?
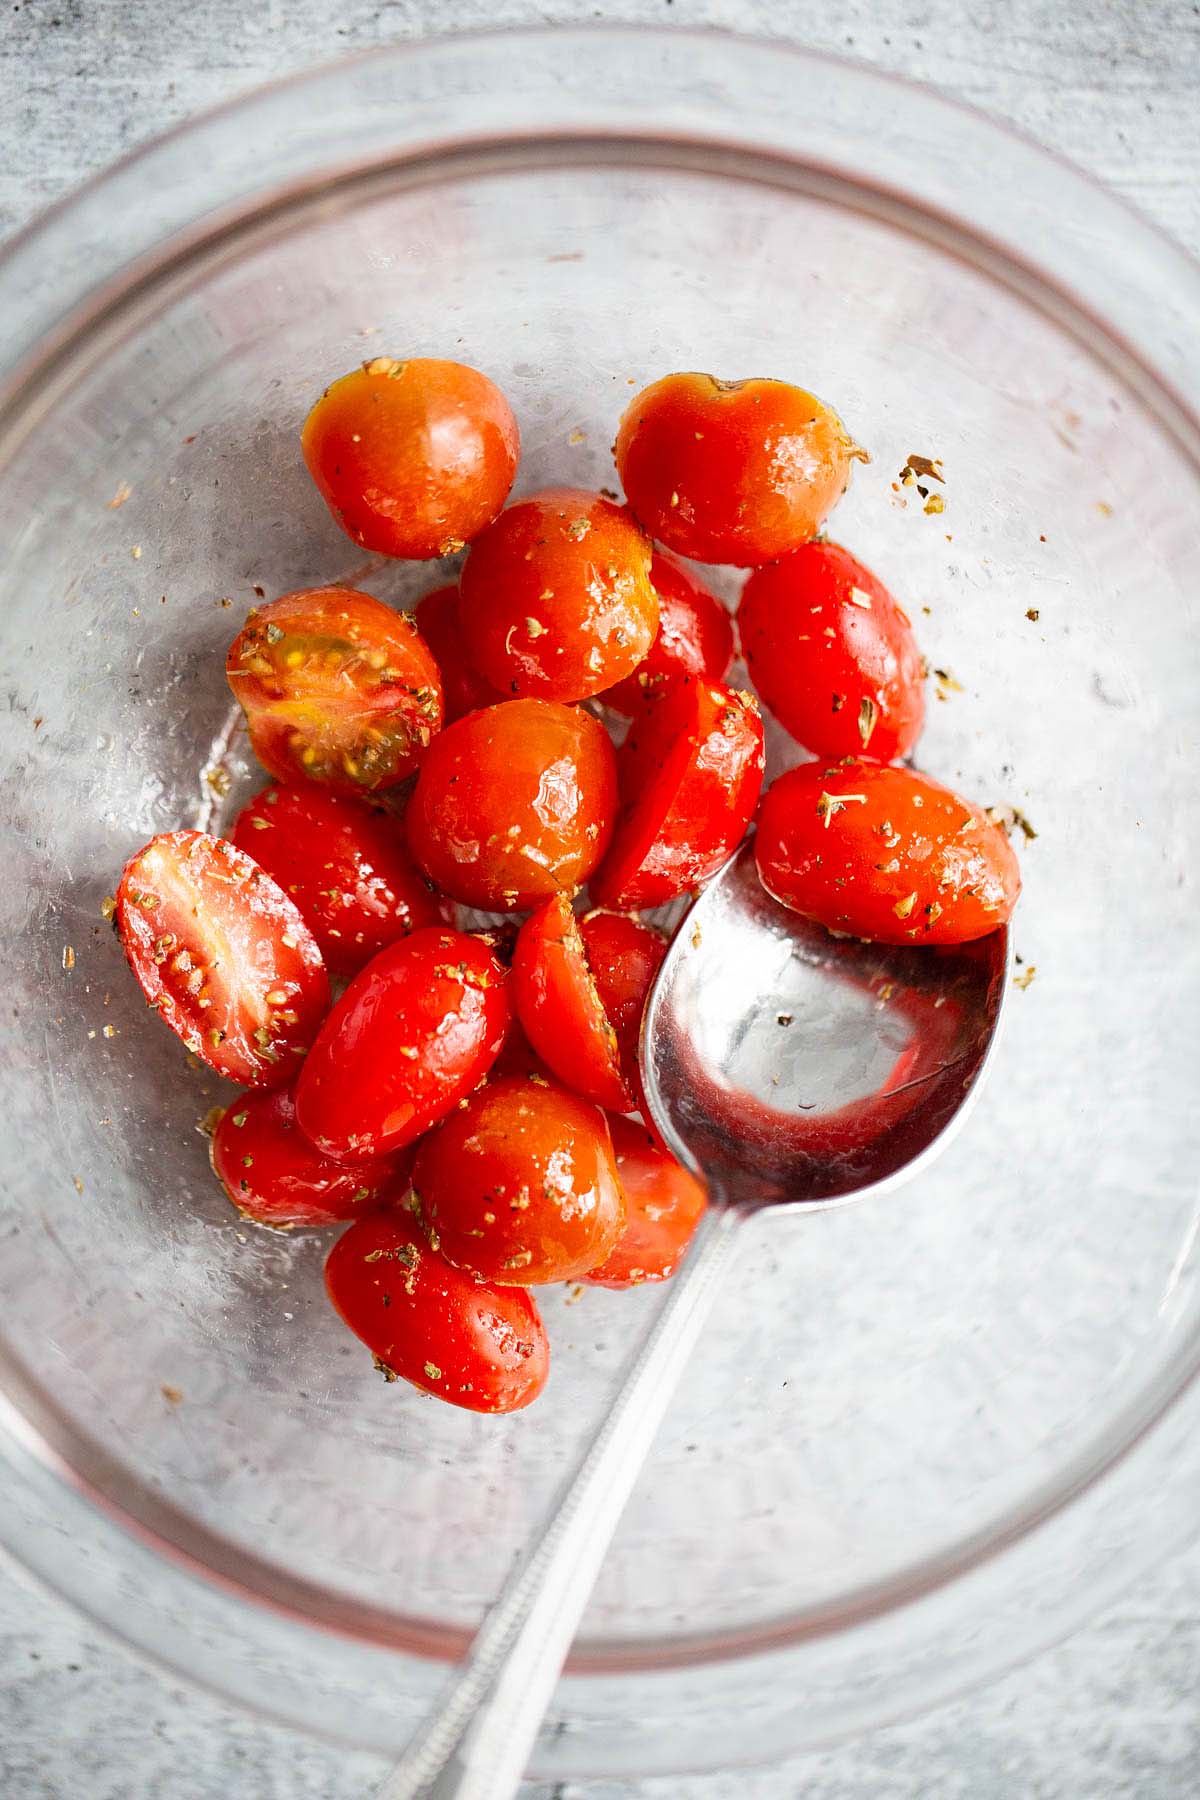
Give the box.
[1,24,1200,1778]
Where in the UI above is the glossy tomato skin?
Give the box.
[589,677,765,910]
[413,585,502,723]
[414,1075,626,1285]
[755,759,1021,945]
[211,1086,406,1228]
[458,488,658,703]
[231,783,451,978]
[583,1114,707,1288]
[226,587,443,794]
[578,910,667,1094]
[599,551,734,715]
[614,372,865,566]
[115,831,328,1088]
[325,1209,548,1413]
[738,542,925,762]
[511,895,629,1111]
[295,927,510,1161]
[301,357,519,560]
[406,699,618,911]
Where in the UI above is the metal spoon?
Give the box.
[376,839,1010,1800]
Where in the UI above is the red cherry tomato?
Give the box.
[458,488,658,703]
[615,372,865,565]
[211,1086,406,1228]
[511,894,629,1111]
[738,541,925,762]
[406,699,617,911]
[325,1209,548,1413]
[115,831,328,1088]
[231,783,452,978]
[755,759,1021,945]
[301,357,519,560]
[226,586,443,794]
[413,584,502,723]
[589,678,764,910]
[583,1114,707,1288]
[490,1022,552,1081]
[578,909,667,1094]
[414,1075,626,1284]
[295,927,510,1161]
[599,551,734,715]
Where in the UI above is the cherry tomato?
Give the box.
[115,831,328,1087]
[301,357,519,560]
[211,1086,406,1228]
[295,927,510,1160]
[458,488,658,703]
[490,1022,552,1081]
[583,1114,707,1288]
[413,1075,625,1284]
[511,894,629,1111]
[589,678,764,910]
[325,1209,548,1413]
[738,541,925,762]
[231,782,451,978]
[615,372,865,565]
[599,550,734,715]
[226,586,443,794]
[578,909,667,1094]
[755,759,1021,945]
[413,584,501,723]
[406,699,617,911]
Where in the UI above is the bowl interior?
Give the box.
[1,81,1200,1765]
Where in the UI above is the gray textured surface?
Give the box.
[2,1,1200,1796]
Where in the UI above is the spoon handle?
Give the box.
[373,1204,743,1800]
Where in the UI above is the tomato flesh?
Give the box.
[406,698,617,911]
[458,488,658,703]
[589,677,764,909]
[325,1209,549,1413]
[578,909,667,1096]
[739,541,925,762]
[211,1086,405,1228]
[413,584,502,723]
[115,830,329,1087]
[414,1074,626,1284]
[583,1113,707,1288]
[301,357,519,560]
[295,926,510,1160]
[511,894,629,1110]
[615,372,865,565]
[226,586,443,794]
[755,759,1021,945]
[600,550,734,715]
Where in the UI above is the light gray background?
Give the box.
[2,1,1199,1795]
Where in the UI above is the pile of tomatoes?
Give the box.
[114,358,1019,1414]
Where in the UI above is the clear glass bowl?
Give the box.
[1,28,1199,1783]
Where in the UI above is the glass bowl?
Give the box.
[1,28,1199,1783]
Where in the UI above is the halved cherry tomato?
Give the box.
[325,1208,548,1414]
[511,894,629,1110]
[301,357,519,560]
[413,584,502,723]
[599,551,734,715]
[578,909,667,1094]
[615,372,866,565]
[295,927,509,1160]
[755,759,1021,945]
[414,1074,626,1285]
[226,586,443,794]
[115,831,328,1087]
[231,782,452,978]
[457,489,658,702]
[406,699,617,911]
[589,678,764,910]
[490,1022,551,1081]
[583,1114,707,1288]
[211,1086,406,1228]
[738,541,925,762]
